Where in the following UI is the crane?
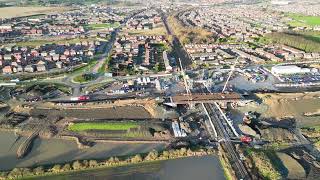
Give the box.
[222,56,239,93]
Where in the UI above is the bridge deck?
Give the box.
[171,92,242,104]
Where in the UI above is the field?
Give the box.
[287,13,320,27]
[167,15,213,44]
[68,122,139,132]
[0,6,70,18]
[87,23,120,30]
[73,73,97,83]
[264,31,320,52]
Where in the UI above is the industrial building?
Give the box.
[271,65,314,75]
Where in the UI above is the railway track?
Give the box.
[199,85,250,179]
[203,103,250,179]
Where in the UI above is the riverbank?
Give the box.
[2,149,223,180]
[0,130,166,171]
[21,155,225,180]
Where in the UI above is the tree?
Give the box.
[50,164,61,173]
[61,164,71,171]
[72,160,83,170]
[145,150,159,161]
[106,156,119,165]
[8,168,23,178]
[187,148,194,156]
[33,166,44,175]
[131,154,143,163]
[162,150,170,159]
[179,148,187,156]
[82,160,89,168]
[89,160,98,167]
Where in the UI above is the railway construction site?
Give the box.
[0,93,181,160]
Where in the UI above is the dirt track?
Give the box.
[31,106,152,120]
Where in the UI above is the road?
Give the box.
[92,30,118,74]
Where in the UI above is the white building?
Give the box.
[271,65,310,75]
[163,51,172,72]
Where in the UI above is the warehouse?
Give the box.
[271,65,311,75]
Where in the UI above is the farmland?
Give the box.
[264,31,320,52]
[0,6,70,18]
[68,122,139,132]
[287,13,320,27]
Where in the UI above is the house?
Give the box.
[56,61,63,69]
[3,54,12,61]
[24,65,35,73]
[36,64,47,72]
[52,54,60,61]
[2,66,12,74]
[17,65,23,72]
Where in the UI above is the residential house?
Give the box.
[2,65,12,74]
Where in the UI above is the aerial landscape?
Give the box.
[0,0,320,179]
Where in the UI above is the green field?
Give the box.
[264,31,320,52]
[68,122,139,131]
[87,22,120,30]
[288,13,320,27]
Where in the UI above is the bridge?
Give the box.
[164,92,247,107]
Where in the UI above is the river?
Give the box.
[0,131,165,171]
[26,155,226,180]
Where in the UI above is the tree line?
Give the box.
[0,147,215,179]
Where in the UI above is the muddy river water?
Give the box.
[0,130,225,180]
[0,130,165,171]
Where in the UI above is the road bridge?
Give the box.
[164,92,247,107]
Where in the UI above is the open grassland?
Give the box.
[68,122,139,132]
[287,13,320,27]
[264,31,320,52]
[167,15,213,45]
[0,6,70,18]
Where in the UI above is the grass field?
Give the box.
[68,122,139,132]
[87,22,120,30]
[287,13,320,27]
[0,6,70,18]
[73,73,97,83]
[264,31,320,52]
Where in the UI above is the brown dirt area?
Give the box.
[240,92,320,126]
[0,6,71,18]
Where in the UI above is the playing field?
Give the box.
[68,122,139,131]
[0,6,70,18]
